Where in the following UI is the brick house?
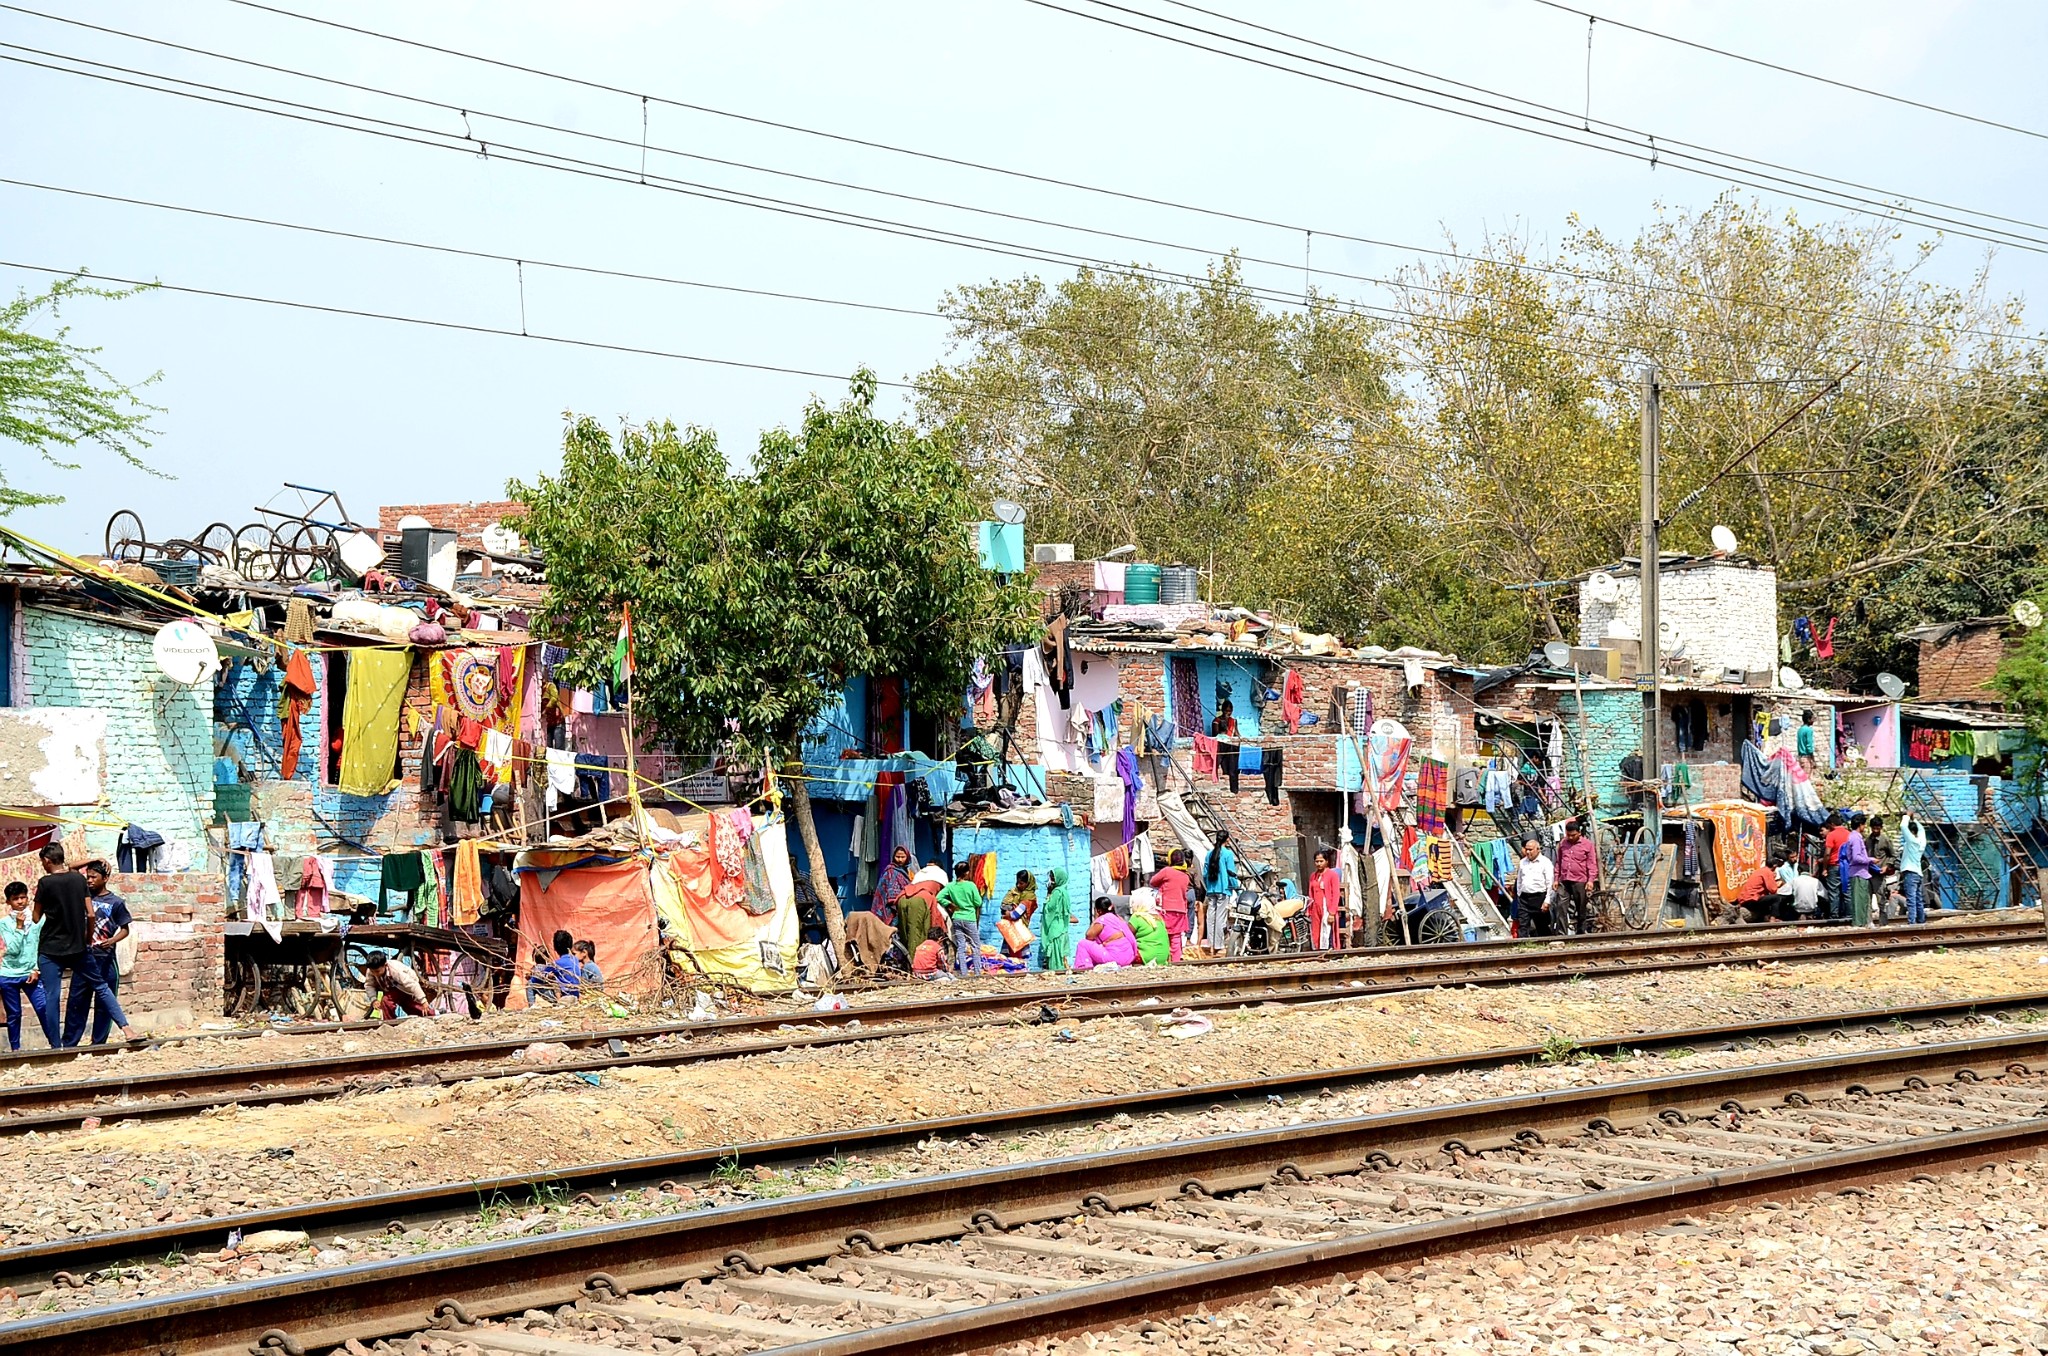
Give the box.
[1904,617,2022,708]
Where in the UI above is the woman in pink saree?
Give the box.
[1072,897,1139,971]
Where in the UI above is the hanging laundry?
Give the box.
[1414,757,1450,836]
[278,646,317,779]
[1814,617,1836,660]
[1367,719,1412,814]
[1192,733,1219,780]
[1279,669,1305,733]
[1115,745,1142,842]
[1237,744,1265,776]
[451,840,486,926]
[1262,746,1285,805]
[337,647,412,796]
[295,854,330,920]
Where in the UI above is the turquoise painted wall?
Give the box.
[23,607,213,860]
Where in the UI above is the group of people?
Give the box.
[0,845,138,1051]
[1720,811,1931,927]
[864,834,1283,977]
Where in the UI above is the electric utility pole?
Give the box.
[1639,364,1661,832]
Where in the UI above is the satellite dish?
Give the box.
[1543,641,1573,668]
[338,532,385,576]
[1587,571,1621,604]
[152,619,220,684]
[395,514,431,531]
[1778,666,1802,690]
[1877,672,1907,699]
[2016,600,2044,629]
[990,498,1027,526]
[1710,524,1739,554]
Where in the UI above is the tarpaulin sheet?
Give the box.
[1693,800,1768,907]
[647,813,800,994]
[510,857,660,1007]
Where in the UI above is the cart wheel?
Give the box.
[224,954,260,1016]
[1417,908,1462,946]
[309,960,348,1022]
[1619,876,1655,931]
[104,510,146,561]
[234,523,277,580]
[194,521,236,565]
[277,521,336,581]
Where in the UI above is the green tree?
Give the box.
[917,259,1419,639]
[512,373,1035,958]
[0,275,162,510]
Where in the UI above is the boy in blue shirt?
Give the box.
[525,929,582,1003]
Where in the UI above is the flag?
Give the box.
[612,604,634,695]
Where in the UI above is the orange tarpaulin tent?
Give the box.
[509,856,661,1008]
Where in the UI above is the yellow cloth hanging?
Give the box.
[337,647,413,796]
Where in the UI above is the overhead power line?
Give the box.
[30,0,2026,350]
[1024,0,2048,252]
[1524,0,2048,146]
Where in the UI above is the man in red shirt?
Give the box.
[1821,812,1850,920]
[1553,821,1600,935]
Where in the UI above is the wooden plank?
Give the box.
[720,1273,961,1317]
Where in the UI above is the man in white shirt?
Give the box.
[1509,837,1556,937]
[1790,869,1821,918]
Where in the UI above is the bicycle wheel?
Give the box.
[278,521,337,581]
[1416,907,1462,945]
[194,520,235,564]
[104,509,146,561]
[1619,874,1656,930]
[233,522,278,580]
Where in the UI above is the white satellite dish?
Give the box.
[1587,571,1621,604]
[990,498,1027,526]
[1877,672,1907,699]
[338,531,385,576]
[1542,641,1573,668]
[395,514,431,530]
[152,619,220,684]
[1710,524,1739,554]
[2016,599,2044,629]
[1778,666,1802,690]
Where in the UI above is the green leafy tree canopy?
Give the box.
[0,275,163,510]
[512,371,1036,952]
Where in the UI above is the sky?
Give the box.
[5,0,2046,553]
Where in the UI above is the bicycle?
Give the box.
[1592,813,1660,931]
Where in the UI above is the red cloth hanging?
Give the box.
[1814,617,1837,660]
[279,646,318,779]
[1279,669,1305,734]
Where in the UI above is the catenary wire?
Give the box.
[1021,0,2048,252]
[13,2,2040,353]
[0,44,1673,373]
[1522,0,2048,146]
[7,43,2029,384]
[1123,0,2048,242]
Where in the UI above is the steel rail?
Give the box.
[2,920,2036,1134]
[0,913,2015,1073]
[10,1030,2047,1356]
[6,988,2043,1291]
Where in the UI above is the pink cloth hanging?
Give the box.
[294,855,330,920]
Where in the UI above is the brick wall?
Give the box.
[950,821,1093,966]
[217,647,444,909]
[1578,560,1779,677]
[22,607,214,862]
[378,501,527,551]
[110,870,226,1029]
[1917,627,2014,706]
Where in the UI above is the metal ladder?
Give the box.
[1901,771,2005,909]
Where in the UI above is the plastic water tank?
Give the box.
[1159,564,1200,604]
[1123,563,1161,604]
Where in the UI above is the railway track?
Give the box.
[14,1030,2048,1356]
[6,989,2045,1297]
[1,913,2023,1077]
[2,918,2036,1135]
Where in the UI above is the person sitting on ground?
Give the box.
[573,939,603,994]
[1723,858,1782,926]
[1128,890,1171,965]
[910,931,947,977]
[1072,897,1139,972]
[362,950,433,1019]
[525,929,583,1004]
